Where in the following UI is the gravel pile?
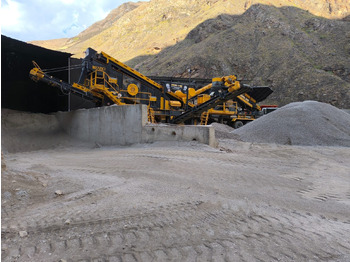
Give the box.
[210,122,237,139]
[232,101,350,147]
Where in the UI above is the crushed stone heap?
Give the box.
[232,101,350,147]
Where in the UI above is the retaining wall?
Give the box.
[56,105,217,147]
[56,105,147,145]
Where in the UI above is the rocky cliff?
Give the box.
[129,5,350,108]
[29,1,350,107]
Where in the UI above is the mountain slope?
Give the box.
[30,1,143,56]
[30,0,350,61]
[128,4,350,108]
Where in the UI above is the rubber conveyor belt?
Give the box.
[171,85,251,124]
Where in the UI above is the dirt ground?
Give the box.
[2,138,350,261]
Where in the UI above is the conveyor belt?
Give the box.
[171,85,251,124]
[148,76,212,88]
[149,76,273,103]
[29,69,98,102]
[93,50,186,103]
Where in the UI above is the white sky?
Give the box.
[1,0,141,42]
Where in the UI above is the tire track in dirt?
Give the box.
[3,143,350,261]
[3,200,350,261]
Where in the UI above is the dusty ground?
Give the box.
[2,138,350,261]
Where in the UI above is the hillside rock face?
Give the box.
[28,1,349,108]
[30,0,349,61]
[129,5,350,108]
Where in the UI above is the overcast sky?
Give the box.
[1,0,141,42]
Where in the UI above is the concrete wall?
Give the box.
[56,104,217,147]
[57,104,147,146]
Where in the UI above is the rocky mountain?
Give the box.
[30,0,349,62]
[130,4,350,108]
[29,0,350,108]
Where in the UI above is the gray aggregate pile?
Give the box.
[232,101,350,147]
[210,122,237,139]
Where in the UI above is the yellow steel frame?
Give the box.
[237,93,261,111]
[101,51,165,91]
[120,90,154,106]
[29,67,45,82]
[203,101,257,121]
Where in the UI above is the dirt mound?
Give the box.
[232,101,350,146]
[1,109,84,153]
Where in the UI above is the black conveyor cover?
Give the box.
[246,86,273,103]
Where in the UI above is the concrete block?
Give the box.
[56,104,217,147]
[142,125,217,147]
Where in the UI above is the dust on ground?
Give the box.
[2,103,350,261]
